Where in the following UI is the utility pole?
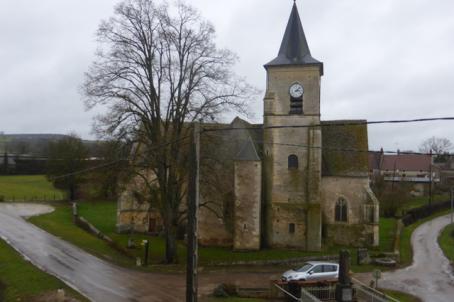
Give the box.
[186,122,200,302]
[451,187,453,225]
[429,151,433,208]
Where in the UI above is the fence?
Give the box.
[352,278,400,302]
[0,194,66,202]
[303,285,336,301]
[274,280,400,302]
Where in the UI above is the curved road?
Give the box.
[0,204,274,302]
[380,214,454,302]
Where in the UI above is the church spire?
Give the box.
[265,2,323,74]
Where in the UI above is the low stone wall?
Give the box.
[209,254,337,267]
[74,214,134,259]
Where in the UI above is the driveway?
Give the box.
[380,214,454,302]
[0,203,275,302]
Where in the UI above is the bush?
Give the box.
[402,200,451,226]
[380,188,410,217]
[212,283,237,298]
[0,280,5,301]
[0,195,4,202]
[213,284,229,297]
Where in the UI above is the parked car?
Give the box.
[281,261,339,282]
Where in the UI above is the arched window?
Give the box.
[288,155,298,169]
[289,223,295,234]
[335,198,348,222]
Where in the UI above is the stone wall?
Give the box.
[117,190,163,234]
[263,65,322,250]
[321,176,379,247]
[233,160,261,250]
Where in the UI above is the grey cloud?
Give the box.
[1,0,454,152]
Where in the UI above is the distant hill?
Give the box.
[0,134,98,156]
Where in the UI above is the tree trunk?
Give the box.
[69,184,75,201]
[165,221,178,263]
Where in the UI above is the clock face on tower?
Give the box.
[289,83,304,99]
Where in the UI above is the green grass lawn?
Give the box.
[381,288,422,302]
[399,194,449,211]
[379,218,397,252]
[0,239,86,302]
[438,221,454,262]
[30,201,334,268]
[29,200,399,273]
[29,201,137,268]
[0,175,65,201]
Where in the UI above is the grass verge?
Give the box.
[399,209,450,267]
[0,175,65,201]
[381,288,422,302]
[438,220,454,262]
[29,200,399,273]
[0,239,86,302]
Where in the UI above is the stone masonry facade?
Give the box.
[117,3,379,251]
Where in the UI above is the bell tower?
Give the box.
[263,2,323,251]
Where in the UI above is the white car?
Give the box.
[282,261,339,282]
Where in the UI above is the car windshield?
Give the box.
[295,263,313,272]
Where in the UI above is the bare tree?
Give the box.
[419,136,452,155]
[47,134,89,201]
[83,0,254,263]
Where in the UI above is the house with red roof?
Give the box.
[369,151,439,195]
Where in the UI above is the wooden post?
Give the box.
[186,122,200,302]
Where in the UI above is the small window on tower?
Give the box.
[289,223,295,234]
[288,155,298,169]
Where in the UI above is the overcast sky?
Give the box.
[1,0,454,151]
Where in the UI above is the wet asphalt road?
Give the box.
[7,203,454,302]
[380,214,454,302]
[0,204,275,302]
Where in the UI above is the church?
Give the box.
[117,3,379,251]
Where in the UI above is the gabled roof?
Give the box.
[235,136,260,161]
[265,3,323,74]
[380,154,432,172]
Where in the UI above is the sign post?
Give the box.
[373,269,381,289]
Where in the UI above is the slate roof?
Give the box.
[202,117,369,177]
[321,120,369,177]
[265,3,323,74]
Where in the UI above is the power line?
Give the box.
[201,116,454,133]
[201,132,451,156]
[48,135,191,181]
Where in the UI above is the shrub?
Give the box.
[0,280,5,301]
[0,195,4,202]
